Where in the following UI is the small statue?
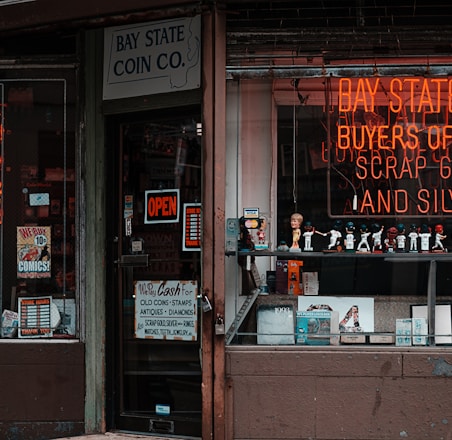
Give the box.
[302,221,326,251]
[384,226,398,252]
[408,224,419,252]
[356,224,371,252]
[395,223,406,252]
[419,224,431,252]
[344,221,356,252]
[326,220,343,251]
[255,217,269,250]
[432,224,447,252]
[290,212,303,252]
[277,240,290,251]
[371,223,384,253]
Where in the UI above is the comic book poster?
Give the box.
[17,226,51,279]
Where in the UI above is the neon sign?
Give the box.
[326,77,452,217]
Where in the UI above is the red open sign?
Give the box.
[144,189,179,224]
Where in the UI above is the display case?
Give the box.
[226,247,452,347]
[224,74,452,349]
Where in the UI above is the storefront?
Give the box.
[1,2,452,440]
[0,1,225,439]
[223,3,452,440]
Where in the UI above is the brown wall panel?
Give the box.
[226,348,452,440]
[0,343,84,424]
[226,348,403,377]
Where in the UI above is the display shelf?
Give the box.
[226,249,452,347]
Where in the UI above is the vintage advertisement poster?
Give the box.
[134,280,197,341]
[17,226,51,279]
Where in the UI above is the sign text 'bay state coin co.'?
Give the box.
[144,189,180,224]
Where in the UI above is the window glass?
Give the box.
[226,74,452,345]
[0,73,76,338]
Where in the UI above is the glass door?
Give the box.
[107,106,202,437]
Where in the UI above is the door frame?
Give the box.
[105,106,204,436]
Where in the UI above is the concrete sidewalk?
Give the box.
[53,433,178,440]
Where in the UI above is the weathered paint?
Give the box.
[0,343,84,440]
[226,347,452,440]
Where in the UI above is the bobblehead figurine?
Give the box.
[395,223,406,252]
[302,221,326,251]
[408,224,419,252]
[371,223,384,253]
[326,220,343,251]
[290,212,303,252]
[419,224,431,253]
[344,221,356,252]
[356,224,371,252]
[384,226,398,252]
[432,224,447,252]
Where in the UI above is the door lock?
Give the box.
[215,314,225,335]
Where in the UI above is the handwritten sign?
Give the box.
[103,16,201,100]
[134,280,197,341]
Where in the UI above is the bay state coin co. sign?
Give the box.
[134,280,198,341]
[103,15,201,100]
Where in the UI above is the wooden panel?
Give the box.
[227,348,452,440]
[0,343,84,422]
[226,348,403,377]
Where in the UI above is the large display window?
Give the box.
[225,70,452,347]
[0,71,77,339]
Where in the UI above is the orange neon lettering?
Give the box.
[339,78,352,111]
[353,79,368,111]
[427,126,441,150]
[385,156,397,178]
[416,156,427,175]
[431,79,447,113]
[337,126,350,149]
[443,190,452,213]
[394,190,408,213]
[377,126,389,149]
[360,190,375,214]
[443,126,452,150]
[398,157,413,179]
[404,124,419,149]
[355,156,367,179]
[392,124,404,149]
[366,78,380,111]
[363,125,377,149]
[389,78,403,112]
[440,156,451,179]
[377,190,391,214]
[370,157,383,180]
[449,80,452,112]
[404,78,419,112]
[417,79,434,113]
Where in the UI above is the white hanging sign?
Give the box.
[103,15,201,100]
[134,280,198,341]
